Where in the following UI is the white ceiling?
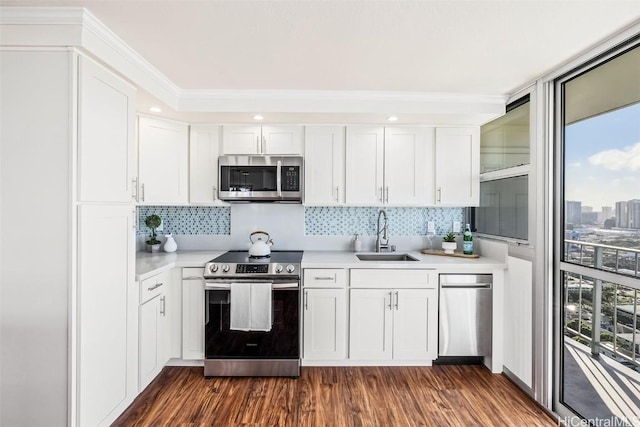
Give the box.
[3,0,640,124]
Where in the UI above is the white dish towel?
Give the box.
[230,282,272,332]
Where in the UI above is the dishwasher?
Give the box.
[438,274,492,359]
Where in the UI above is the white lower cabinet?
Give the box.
[349,269,438,362]
[138,270,171,391]
[182,268,205,360]
[303,288,347,360]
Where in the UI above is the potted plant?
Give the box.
[442,232,457,254]
[145,214,162,253]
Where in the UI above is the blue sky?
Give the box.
[565,102,640,210]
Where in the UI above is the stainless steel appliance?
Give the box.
[218,156,302,202]
[203,250,302,377]
[438,274,492,358]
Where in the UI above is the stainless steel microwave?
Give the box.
[218,156,303,202]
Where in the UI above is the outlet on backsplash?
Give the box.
[453,221,461,233]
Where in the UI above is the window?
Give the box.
[555,41,640,425]
[475,95,531,241]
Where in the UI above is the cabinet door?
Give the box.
[182,270,205,360]
[262,125,303,155]
[78,56,136,203]
[222,125,261,154]
[303,288,347,360]
[139,295,161,390]
[78,205,136,427]
[345,126,384,205]
[384,127,433,206]
[434,127,480,206]
[392,289,438,360]
[349,289,392,360]
[304,126,345,205]
[138,117,189,204]
[189,125,221,204]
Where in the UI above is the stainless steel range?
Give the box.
[203,250,302,377]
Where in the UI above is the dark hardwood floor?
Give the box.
[113,366,556,426]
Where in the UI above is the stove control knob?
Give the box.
[275,264,283,273]
[209,264,219,273]
[286,264,295,273]
[222,264,230,273]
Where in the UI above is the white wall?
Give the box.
[1,50,71,426]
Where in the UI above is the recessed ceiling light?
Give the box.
[387,116,398,122]
[149,106,162,113]
[253,115,264,121]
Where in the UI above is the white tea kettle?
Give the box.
[248,231,273,257]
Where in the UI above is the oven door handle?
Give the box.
[205,281,299,290]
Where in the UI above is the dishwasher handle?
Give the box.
[441,283,492,289]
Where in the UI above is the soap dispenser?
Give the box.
[353,234,361,252]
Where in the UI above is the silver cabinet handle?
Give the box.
[183,276,204,280]
[385,187,389,204]
[314,276,335,281]
[262,135,266,154]
[213,186,217,201]
[141,183,145,202]
[256,136,260,154]
[394,291,399,310]
[379,187,384,203]
[147,282,164,291]
[160,296,166,316]
[336,186,339,202]
[387,291,392,310]
[437,187,441,203]
[132,178,138,201]
[304,291,308,310]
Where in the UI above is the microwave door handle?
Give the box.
[276,160,282,197]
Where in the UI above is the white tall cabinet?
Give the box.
[189,125,222,204]
[1,49,137,427]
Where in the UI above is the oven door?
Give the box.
[205,282,300,359]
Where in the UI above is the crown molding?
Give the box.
[1,6,506,122]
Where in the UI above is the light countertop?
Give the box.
[136,249,504,281]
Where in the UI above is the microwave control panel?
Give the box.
[282,166,300,191]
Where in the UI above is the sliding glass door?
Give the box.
[554,42,640,425]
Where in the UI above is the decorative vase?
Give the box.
[146,243,161,253]
[164,234,177,253]
[442,241,457,254]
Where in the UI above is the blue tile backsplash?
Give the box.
[137,206,231,236]
[136,205,464,237]
[304,207,464,236]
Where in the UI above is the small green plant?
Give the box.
[145,214,162,245]
[443,232,456,242]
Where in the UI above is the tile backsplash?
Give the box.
[304,206,464,236]
[137,206,231,236]
[136,205,464,238]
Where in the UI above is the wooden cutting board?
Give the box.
[421,249,480,258]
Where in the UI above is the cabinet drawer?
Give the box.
[350,269,436,289]
[304,269,347,288]
[139,270,169,304]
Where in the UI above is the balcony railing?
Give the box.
[563,239,640,369]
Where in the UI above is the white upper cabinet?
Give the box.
[345,126,385,205]
[434,127,480,206]
[222,125,303,155]
[138,117,189,204]
[189,124,222,204]
[384,127,433,206]
[304,126,346,205]
[78,56,136,203]
[345,126,432,206]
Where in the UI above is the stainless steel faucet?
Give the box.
[376,209,389,252]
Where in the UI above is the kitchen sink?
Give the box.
[356,253,419,262]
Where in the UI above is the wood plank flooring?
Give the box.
[113,366,556,426]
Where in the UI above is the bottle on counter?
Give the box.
[353,234,361,252]
[164,234,177,253]
[463,224,473,255]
